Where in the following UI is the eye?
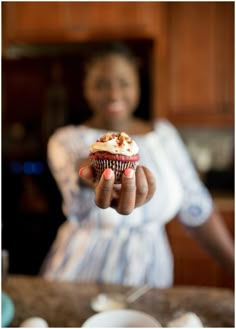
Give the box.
[119,77,134,88]
[120,80,130,88]
[95,80,110,90]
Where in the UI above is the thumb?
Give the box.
[79,165,95,185]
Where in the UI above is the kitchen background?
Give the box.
[2,2,234,288]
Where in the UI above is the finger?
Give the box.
[95,168,115,209]
[141,166,156,202]
[110,184,122,209]
[135,166,149,207]
[79,165,95,187]
[117,168,136,215]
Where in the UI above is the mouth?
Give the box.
[104,101,127,115]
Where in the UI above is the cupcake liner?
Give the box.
[90,158,138,184]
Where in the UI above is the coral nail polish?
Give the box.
[124,168,134,178]
[79,167,84,176]
[104,168,113,180]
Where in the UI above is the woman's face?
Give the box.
[84,54,140,127]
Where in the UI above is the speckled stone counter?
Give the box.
[2,275,234,327]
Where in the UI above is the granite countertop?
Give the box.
[2,275,234,327]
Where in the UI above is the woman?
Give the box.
[41,42,234,287]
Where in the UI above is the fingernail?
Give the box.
[124,168,134,178]
[79,167,84,176]
[104,168,113,180]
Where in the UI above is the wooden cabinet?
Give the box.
[165,2,234,127]
[2,2,66,43]
[2,2,162,43]
[64,2,161,39]
[166,201,234,289]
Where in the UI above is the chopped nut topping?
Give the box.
[97,132,132,145]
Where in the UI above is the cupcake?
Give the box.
[89,132,140,184]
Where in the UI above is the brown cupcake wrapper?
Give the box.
[90,159,138,184]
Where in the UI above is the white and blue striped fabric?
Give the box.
[41,120,213,287]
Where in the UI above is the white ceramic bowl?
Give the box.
[82,309,162,327]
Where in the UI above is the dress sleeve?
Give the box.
[156,120,214,227]
[47,127,94,223]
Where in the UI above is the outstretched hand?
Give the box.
[79,165,156,215]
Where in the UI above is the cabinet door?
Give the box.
[2,2,161,44]
[167,2,234,126]
[2,2,66,42]
[166,206,234,289]
[64,2,160,38]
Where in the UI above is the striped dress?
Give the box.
[41,120,213,287]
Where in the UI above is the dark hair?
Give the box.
[83,41,140,73]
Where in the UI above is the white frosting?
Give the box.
[90,132,139,157]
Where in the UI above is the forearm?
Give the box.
[184,208,234,276]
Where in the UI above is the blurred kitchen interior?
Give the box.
[2,2,234,288]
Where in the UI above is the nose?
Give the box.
[107,84,122,100]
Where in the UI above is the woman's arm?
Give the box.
[47,129,95,221]
[184,208,234,276]
[157,121,234,275]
